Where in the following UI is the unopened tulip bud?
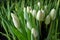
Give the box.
[32,9,36,17]
[49,8,56,20]
[31,28,38,38]
[36,10,40,21]
[29,6,32,13]
[27,6,32,13]
[27,6,30,13]
[37,2,40,7]
[36,10,45,21]
[23,7,29,20]
[30,9,32,13]
[44,5,47,10]
[11,13,20,28]
[45,15,50,25]
[29,6,32,10]
[23,7,26,13]
[27,21,31,30]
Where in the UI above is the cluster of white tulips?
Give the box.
[11,2,56,39]
[24,2,56,24]
[23,7,38,38]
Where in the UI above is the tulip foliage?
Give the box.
[0,0,60,40]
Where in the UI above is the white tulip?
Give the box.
[37,2,40,7]
[23,7,29,20]
[11,13,20,28]
[27,6,32,13]
[49,8,56,20]
[27,6,30,13]
[31,28,38,38]
[29,6,32,10]
[36,10,45,21]
[44,5,47,10]
[32,9,36,17]
[30,9,32,13]
[27,21,31,30]
[36,10,40,21]
[23,7,26,13]
[29,6,32,13]
[45,15,50,25]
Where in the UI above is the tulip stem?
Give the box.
[55,19,58,39]
[46,24,48,31]
[46,21,53,40]
[39,21,42,39]
[34,37,37,40]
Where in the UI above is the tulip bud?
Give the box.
[45,15,50,25]
[27,21,31,30]
[44,5,47,10]
[31,28,38,38]
[11,13,20,28]
[27,6,30,13]
[36,10,40,21]
[36,10,45,21]
[23,7,26,13]
[23,7,29,20]
[29,6,32,13]
[37,2,40,7]
[29,6,32,10]
[32,9,36,17]
[49,8,56,20]
[30,9,32,13]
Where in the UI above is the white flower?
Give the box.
[29,6,32,10]
[27,6,30,13]
[36,10,45,21]
[23,7,29,20]
[32,9,36,17]
[26,6,32,13]
[11,13,20,28]
[23,7,26,13]
[44,5,47,10]
[31,28,38,38]
[27,6,31,13]
[30,9,32,13]
[27,21,31,30]
[37,2,40,7]
[36,10,40,21]
[45,15,50,25]
[49,8,56,20]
